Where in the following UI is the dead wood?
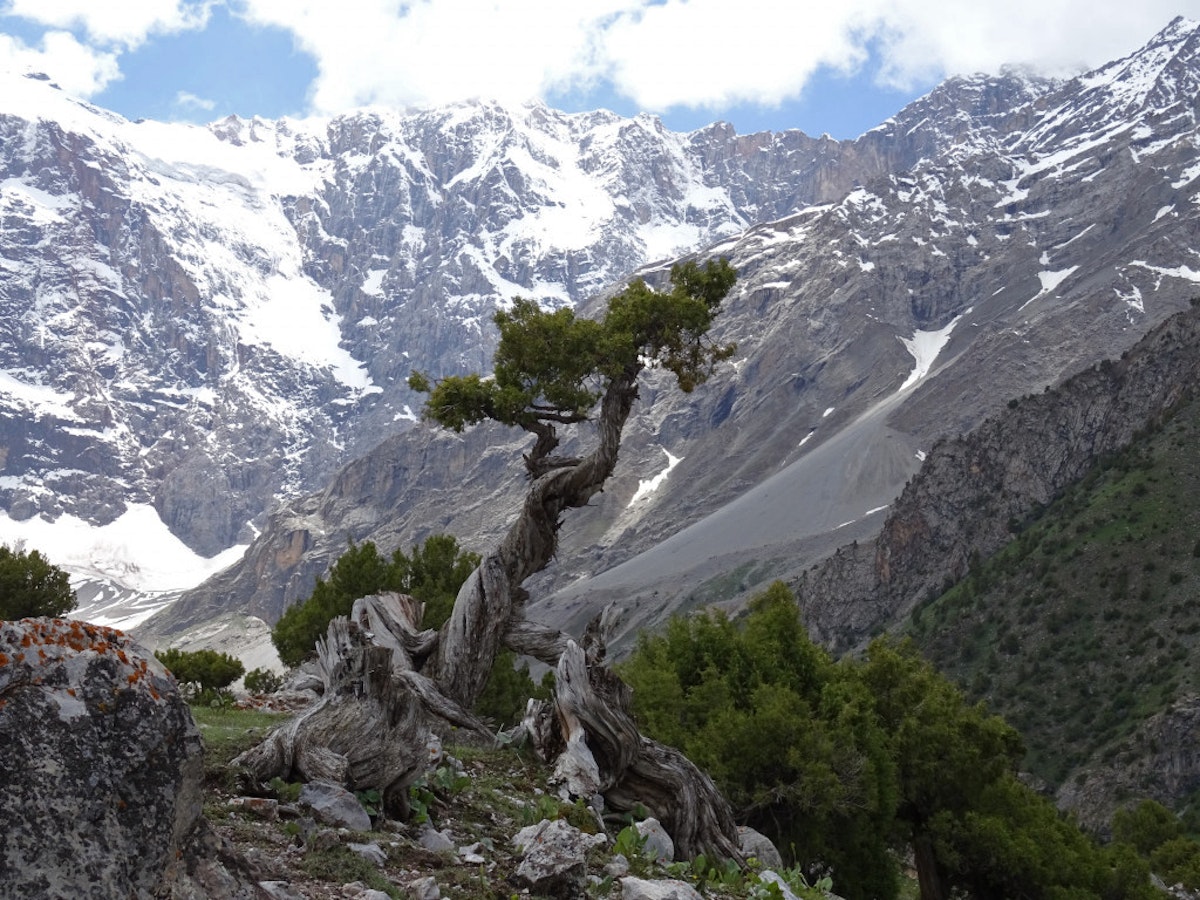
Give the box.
[526,638,743,862]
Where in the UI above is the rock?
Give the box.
[406,875,441,900]
[0,617,265,898]
[298,780,372,831]
[258,882,304,900]
[758,871,802,900]
[355,891,393,900]
[635,817,674,863]
[230,797,281,820]
[737,825,783,868]
[620,876,704,900]
[418,824,456,853]
[347,841,388,867]
[511,818,607,897]
[603,854,630,878]
[458,840,488,864]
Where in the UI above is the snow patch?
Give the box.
[1019,267,1079,310]
[628,449,681,506]
[0,504,247,598]
[898,312,967,391]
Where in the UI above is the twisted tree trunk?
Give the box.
[523,622,743,861]
[236,368,743,861]
[434,371,639,708]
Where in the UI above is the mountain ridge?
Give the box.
[132,16,1200,644]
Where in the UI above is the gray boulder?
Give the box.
[0,617,265,898]
[620,876,704,900]
[512,818,606,897]
[635,817,675,863]
[737,825,783,868]
[298,779,373,831]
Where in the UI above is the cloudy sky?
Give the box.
[1,1,1197,138]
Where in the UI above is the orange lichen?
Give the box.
[0,652,9,667]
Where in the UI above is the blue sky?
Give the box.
[2,1,1198,139]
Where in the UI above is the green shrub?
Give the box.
[155,647,245,697]
[243,667,284,694]
[0,545,76,619]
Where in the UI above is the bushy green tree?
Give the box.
[0,545,76,619]
[622,582,898,900]
[623,582,1161,900]
[1112,799,1200,892]
[243,667,284,694]
[155,647,245,694]
[1112,799,1182,856]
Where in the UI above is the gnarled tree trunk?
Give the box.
[233,593,488,817]
[237,369,743,860]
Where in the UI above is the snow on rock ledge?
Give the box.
[0,617,264,898]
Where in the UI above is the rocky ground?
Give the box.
[197,696,838,900]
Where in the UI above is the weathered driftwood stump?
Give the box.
[524,622,743,862]
[233,593,488,818]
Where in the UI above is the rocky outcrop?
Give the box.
[795,303,1200,651]
[1057,695,1200,832]
[0,617,265,898]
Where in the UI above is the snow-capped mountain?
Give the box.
[140,16,1200,646]
[0,69,928,627]
[3,18,1200,644]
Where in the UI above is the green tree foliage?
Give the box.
[155,647,245,694]
[243,667,284,694]
[1112,799,1200,891]
[1112,800,1183,856]
[408,258,737,434]
[271,536,480,667]
[0,545,76,619]
[623,582,1160,900]
[622,583,897,900]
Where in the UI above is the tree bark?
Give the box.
[525,636,743,862]
[233,593,488,818]
[434,372,639,709]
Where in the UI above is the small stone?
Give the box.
[298,780,372,831]
[348,841,388,867]
[620,876,704,900]
[758,871,802,900]
[259,881,305,899]
[229,796,280,820]
[603,853,630,878]
[635,817,674,863]
[418,824,456,852]
[737,825,783,868]
[407,874,441,900]
[308,827,342,851]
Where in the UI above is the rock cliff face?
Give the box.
[0,68,940,615]
[139,17,1200,640]
[794,302,1200,651]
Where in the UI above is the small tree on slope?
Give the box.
[235,259,743,858]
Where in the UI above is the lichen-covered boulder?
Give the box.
[0,617,261,898]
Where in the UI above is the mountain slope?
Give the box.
[0,70,952,624]
[140,17,1200,643]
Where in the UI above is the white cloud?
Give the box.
[0,30,120,95]
[236,0,1200,117]
[6,0,213,48]
[175,89,216,110]
[238,0,634,111]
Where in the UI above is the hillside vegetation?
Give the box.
[907,386,1200,809]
